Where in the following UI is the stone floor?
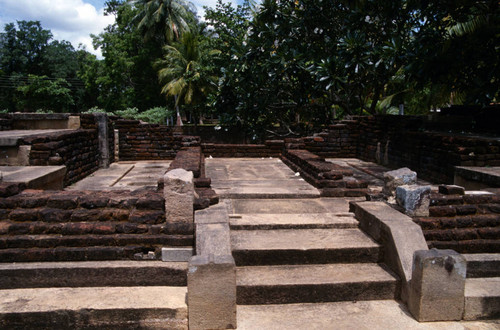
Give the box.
[206,157,320,198]
[237,300,500,330]
[66,160,171,191]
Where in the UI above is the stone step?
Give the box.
[0,261,187,289]
[0,286,187,329]
[0,245,188,263]
[464,277,500,320]
[464,253,500,278]
[236,263,399,305]
[229,213,358,230]
[237,300,500,329]
[231,228,380,266]
[0,234,192,249]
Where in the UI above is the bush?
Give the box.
[82,107,115,116]
[135,107,173,124]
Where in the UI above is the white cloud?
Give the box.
[192,0,238,21]
[0,0,115,58]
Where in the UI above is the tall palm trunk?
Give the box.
[174,94,183,126]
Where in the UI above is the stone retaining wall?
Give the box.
[413,190,500,253]
[0,189,192,262]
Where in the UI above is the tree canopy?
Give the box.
[0,0,497,132]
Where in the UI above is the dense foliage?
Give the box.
[0,0,498,133]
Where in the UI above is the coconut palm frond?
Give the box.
[447,15,487,37]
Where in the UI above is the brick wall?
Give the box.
[116,120,200,160]
[413,191,500,253]
[302,116,500,184]
[21,129,100,186]
[302,122,359,158]
[0,189,192,262]
[201,140,284,158]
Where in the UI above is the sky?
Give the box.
[0,0,241,58]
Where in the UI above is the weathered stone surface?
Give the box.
[396,185,431,216]
[0,260,187,288]
[231,228,380,266]
[188,254,237,329]
[464,277,500,320]
[0,286,187,329]
[464,253,500,278]
[236,263,398,304]
[408,249,466,322]
[164,169,194,223]
[350,201,428,302]
[161,247,193,262]
[439,184,465,195]
[383,167,417,196]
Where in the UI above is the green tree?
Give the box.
[87,1,165,110]
[406,0,499,105]
[155,29,218,125]
[203,0,254,127]
[0,20,86,111]
[15,74,74,112]
[0,21,52,75]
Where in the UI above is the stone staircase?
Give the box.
[463,253,500,320]
[0,261,188,328]
[229,209,400,306]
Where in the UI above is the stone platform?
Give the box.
[206,158,320,198]
[66,160,171,191]
[1,165,66,190]
[455,166,500,190]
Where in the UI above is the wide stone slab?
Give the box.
[455,166,500,189]
[0,286,187,329]
[229,213,358,230]
[237,300,500,330]
[237,263,398,304]
[206,158,320,198]
[0,261,187,288]
[0,129,74,146]
[231,228,380,265]
[67,161,171,191]
[1,165,66,190]
[464,277,500,320]
[230,198,359,215]
[464,253,500,278]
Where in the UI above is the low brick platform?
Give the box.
[413,188,500,253]
[281,149,369,197]
[0,190,192,262]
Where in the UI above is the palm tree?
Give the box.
[155,31,219,126]
[130,0,196,43]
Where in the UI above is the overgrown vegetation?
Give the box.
[0,0,498,134]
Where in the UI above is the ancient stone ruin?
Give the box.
[0,112,498,328]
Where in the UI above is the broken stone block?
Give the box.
[188,254,236,329]
[164,169,194,223]
[383,167,417,196]
[396,185,431,217]
[408,249,466,322]
[438,184,465,195]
